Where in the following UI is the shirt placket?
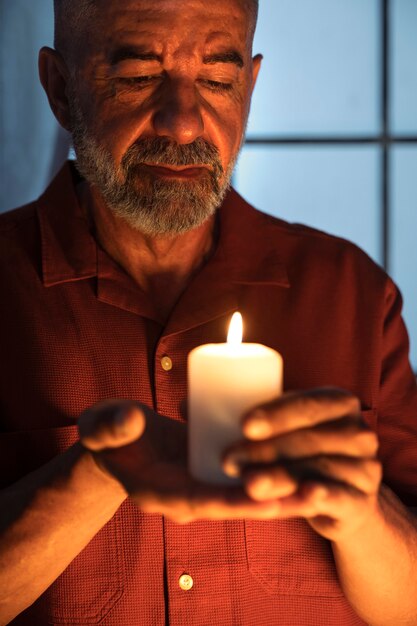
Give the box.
[153,328,237,626]
[153,333,190,625]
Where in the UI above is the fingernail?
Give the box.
[244,410,271,439]
[313,485,328,501]
[223,452,246,478]
[250,474,274,496]
[223,462,240,478]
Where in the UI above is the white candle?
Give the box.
[188,312,283,484]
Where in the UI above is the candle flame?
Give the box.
[227,312,243,346]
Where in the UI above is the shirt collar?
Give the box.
[162,187,290,336]
[37,162,97,287]
[37,162,290,331]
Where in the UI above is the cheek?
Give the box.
[82,90,155,164]
[209,112,246,169]
[88,115,139,167]
[203,91,250,166]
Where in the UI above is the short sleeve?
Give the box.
[377,277,417,506]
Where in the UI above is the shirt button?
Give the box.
[161,355,173,371]
[178,573,194,591]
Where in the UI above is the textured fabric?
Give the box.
[1,162,417,625]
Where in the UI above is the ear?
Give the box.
[38,46,72,131]
[251,53,263,94]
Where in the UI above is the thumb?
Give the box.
[79,401,146,451]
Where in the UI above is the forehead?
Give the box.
[87,0,252,58]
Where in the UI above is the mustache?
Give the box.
[121,137,224,178]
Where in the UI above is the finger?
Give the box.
[242,466,299,501]
[170,480,370,526]
[170,494,282,523]
[224,419,378,476]
[274,481,375,539]
[134,482,283,523]
[243,388,361,440]
[79,401,146,451]
[239,455,382,502]
[284,455,382,495]
[269,482,332,519]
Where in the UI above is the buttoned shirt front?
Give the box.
[1,163,417,625]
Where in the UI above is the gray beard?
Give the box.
[68,92,237,236]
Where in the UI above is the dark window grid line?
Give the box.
[241,0,412,321]
[244,136,417,145]
[243,0,397,272]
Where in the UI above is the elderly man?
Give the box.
[1,0,417,624]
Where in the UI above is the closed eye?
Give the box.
[201,79,233,93]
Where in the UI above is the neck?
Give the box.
[77,182,218,321]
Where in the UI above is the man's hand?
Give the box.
[222,388,382,542]
[78,400,282,524]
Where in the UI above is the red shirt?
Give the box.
[2,163,417,625]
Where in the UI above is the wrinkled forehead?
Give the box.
[107,0,249,46]
[94,0,256,24]
[106,2,250,43]
[55,0,256,66]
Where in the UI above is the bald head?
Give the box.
[53,0,97,63]
[53,0,259,64]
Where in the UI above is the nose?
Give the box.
[152,77,204,144]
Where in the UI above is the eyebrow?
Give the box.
[203,51,244,68]
[109,47,244,69]
[109,48,162,65]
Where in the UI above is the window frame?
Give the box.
[244,0,417,273]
